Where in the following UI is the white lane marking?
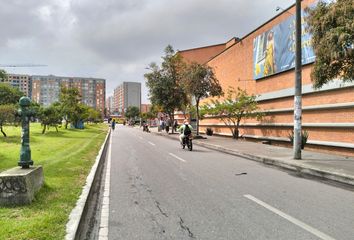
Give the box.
[148,141,156,146]
[244,194,336,240]
[169,153,186,162]
[98,132,112,240]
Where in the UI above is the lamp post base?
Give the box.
[18,160,34,169]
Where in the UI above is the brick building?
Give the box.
[106,96,113,115]
[140,104,151,113]
[179,0,354,156]
[113,82,141,115]
[0,74,31,97]
[31,75,106,114]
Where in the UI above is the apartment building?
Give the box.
[0,74,31,97]
[113,82,141,115]
[31,75,106,114]
[106,96,114,115]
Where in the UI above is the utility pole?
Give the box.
[294,0,302,159]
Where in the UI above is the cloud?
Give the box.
[0,0,294,103]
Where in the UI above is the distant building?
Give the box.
[0,74,31,97]
[140,104,151,113]
[106,96,114,115]
[31,75,105,113]
[113,82,141,115]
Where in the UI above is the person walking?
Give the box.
[111,119,116,131]
[173,120,178,132]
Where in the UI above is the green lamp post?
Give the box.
[18,97,35,168]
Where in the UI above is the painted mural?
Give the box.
[253,10,315,79]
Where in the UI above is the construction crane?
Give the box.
[0,64,47,68]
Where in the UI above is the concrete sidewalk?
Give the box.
[147,126,354,187]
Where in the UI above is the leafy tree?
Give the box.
[140,111,156,122]
[0,104,17,137]
[200,88,263,139]
[306,0,353,88]
[87,107,103,123]
[183,62,223,135]
[149,104,163,116]
[72,104,90,128]
[0,83,24,105]
[38,104,62,134]
[125,106,140,120]
[145,45,189,133]
[0,69,7,81]
[59,87,82,129]
[0,82,23,137]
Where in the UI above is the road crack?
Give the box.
[235,172,247,176]
[179,217,196,239]
[155,201,168,217]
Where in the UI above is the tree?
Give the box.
[0,69,7,81]
[37,104,62,134]
[0,83,24,105]
[145,45,189,133]
[125,106,140,120]
[140,111,156,124]
[87,107,103,123]
[0,104,17,137]
[200,88,263,139]
[59,87,82,129]
[306,0,353,88]
[72,104,90,128]
[183,62,223,135]
[0,82,23,137]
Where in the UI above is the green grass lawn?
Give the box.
[0,123,108,240]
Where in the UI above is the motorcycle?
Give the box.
[182,134,193,151]
[143,123,150,132]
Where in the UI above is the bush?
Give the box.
[206,127,213,136]
[288,130,309,149]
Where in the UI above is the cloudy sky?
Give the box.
[0,0,295,103]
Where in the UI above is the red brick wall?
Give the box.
[179,44,226,64]
[192,0,354,156]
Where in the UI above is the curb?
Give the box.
[151,131,354,187]
[65,129,111,240]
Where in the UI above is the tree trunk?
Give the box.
[0,125,7,137]
[55,125,58,132]
[65,121,69,129]
[171,113,174,134]
[234,121,241,140]
[196,99,200,136]
[233,128,239,139]
[42,124,46,134]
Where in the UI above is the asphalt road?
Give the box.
[104,126,354,240]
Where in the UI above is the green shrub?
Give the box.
[288,130,309,149]
[206,127,214,136]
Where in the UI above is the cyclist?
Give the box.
[178,119,193,145]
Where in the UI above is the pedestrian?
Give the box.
[165,118,171,133]
[111,119,116,131]
[173,120,178,131]
[161,119,165,131]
